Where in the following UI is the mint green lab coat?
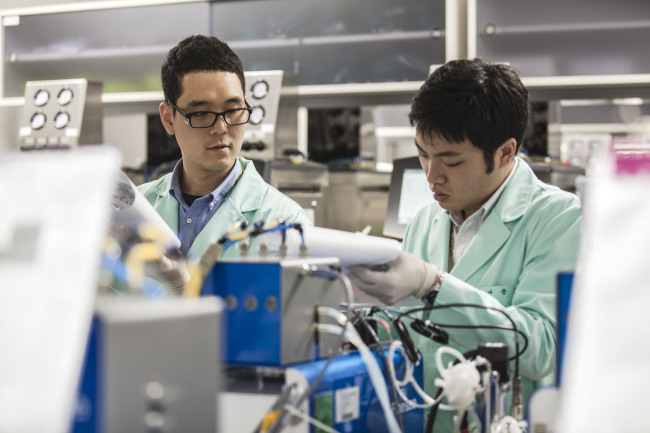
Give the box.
[402,158,581,431]
[138,157,312,262]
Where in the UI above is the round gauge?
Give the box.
[250,106,265,125]
[250,80,269,99]
[57,88,74,106]
[34,89,50,107]
[54,111,70,129]
[30,112,46,130]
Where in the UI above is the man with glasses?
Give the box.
[138,35,311,260]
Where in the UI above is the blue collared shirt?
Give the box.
[169,158,242,256]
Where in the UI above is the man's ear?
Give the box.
[498,138,517,166]
[159,102,175,136]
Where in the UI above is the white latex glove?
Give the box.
[346,251,439,305]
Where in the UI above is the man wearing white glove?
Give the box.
[346,58,581,433]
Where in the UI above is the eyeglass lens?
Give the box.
[190,109,250,127]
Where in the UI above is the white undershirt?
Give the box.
[448,158,518,266]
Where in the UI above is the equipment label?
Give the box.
[335,386,360,423]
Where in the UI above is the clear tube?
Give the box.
[386,340,441,409]
[317,322,402,433]
[434,346,481,412]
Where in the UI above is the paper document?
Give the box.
[0,147,120,433]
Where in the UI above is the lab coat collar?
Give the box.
[186,158,264,260]
[146,175,179,233]
[148,157,262,208]
[145,157,265,259]
[492,156,537,223]
[440,157,538,281]
[226,158,266,213]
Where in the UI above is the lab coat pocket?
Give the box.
[481,284,515,306]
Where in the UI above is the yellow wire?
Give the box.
[182,242,223,298]
[228,232,250,242]
[259,410,282,432]
[124,242,164,289]
[183,264,204,298]
[137,222,168,244]
[227,218,247,234]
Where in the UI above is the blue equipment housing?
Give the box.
[286,347,424,433]
[201,257,341,367]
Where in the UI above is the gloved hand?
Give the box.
[346,251,439,305]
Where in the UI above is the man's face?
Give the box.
[415,131,514,219]
[161,71,246,184]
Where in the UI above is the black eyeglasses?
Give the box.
[169,101,252,128]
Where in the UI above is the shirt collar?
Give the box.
[169,159,184,202]
[169,158,242,208]
[213,157,242,203]
[449,157,519,227]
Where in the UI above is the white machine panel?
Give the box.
[242,70,297,160]
[19,79,103,150]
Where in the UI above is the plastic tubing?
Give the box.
[317,323,402,433]
[435,346,466,412]
[387,340,440,409]
[435,346,467,380]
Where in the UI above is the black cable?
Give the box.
[371,307,421,362]
[351,309,381,347]
[369,305,385,318]
[393,318,421,365]
[367,308,423,365]
[267,273,407,433]
[251,383,298,433]
[416,323,529,361]
[423,349,479,433]
[401,312,529,361]
[372,303,530,433]
[264,269,344,433]
[459,409,469,432]
[371,304,506,433]
[264,346,337,433]
[350,309,406,433]
[425,388,444,433]
[395,303,523,378]
[410,319,449,345]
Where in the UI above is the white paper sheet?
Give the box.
[267,225,401,267]
[0,147,120,433]
[111,170,181,250]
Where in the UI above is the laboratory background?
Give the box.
[1,0,649,432]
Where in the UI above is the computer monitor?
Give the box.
[383,156,434,240]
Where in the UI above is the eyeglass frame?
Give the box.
[168,101,252,128]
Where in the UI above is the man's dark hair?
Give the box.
[408,58,529,173]
[161,34,246,106]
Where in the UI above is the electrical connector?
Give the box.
[477,343,509,385]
